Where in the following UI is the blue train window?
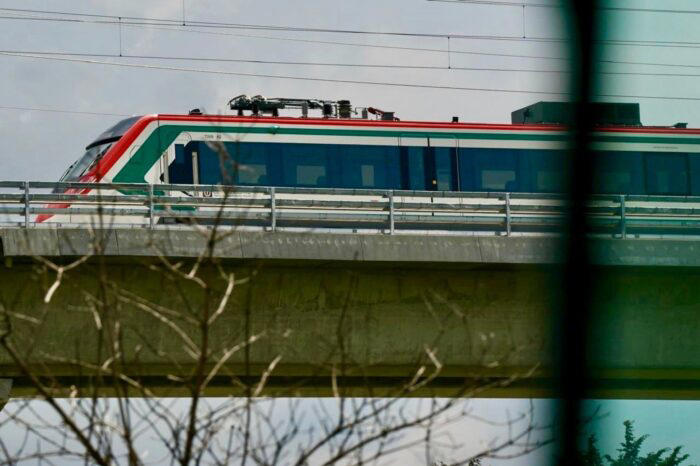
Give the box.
[338,145,401,189]
[227,142,273,185]
[459,148,521,192]
[197,142,235,185]
[168,144,194,184]
[592,151,644,194]
[280,144,330,187]
[527,150,565,193]
[645,153,688,195]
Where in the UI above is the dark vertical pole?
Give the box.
[425,144,437,191]
[399,145,410,190]
[559,1,600,464]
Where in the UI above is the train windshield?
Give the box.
[59,116,142,182]
[60,142,116,182]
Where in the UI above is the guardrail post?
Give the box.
[505,192,511,236]
[270,187,277,232]
[388,191,395,235]
[148,184,154,229]
[23,181,30,228]
[619,194,626,239]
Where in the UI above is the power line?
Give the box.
[3,11,700,71]
[0,49,571,73]
[4,50,700,101]
[6,48,700,77]
[427,1,560,6]
[599,58,700,70]
[0,11,571,56]
[0,50,571,95]
[117,22,570,59]
[4,9,700,51]
[118,23,700,68]
[0,7,562,41]
[7,49,700,76]
[0,105,131,117]
[428,0,700,15]
[0,12,568,44]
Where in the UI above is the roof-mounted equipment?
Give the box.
[511,101,642,126]
[367,106,399,121]
[229,95,347,118]
[228,95,398,120]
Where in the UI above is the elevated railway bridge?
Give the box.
[1,181,700,401]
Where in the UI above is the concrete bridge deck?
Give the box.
[1,227,700,399]
[3,227,700,266]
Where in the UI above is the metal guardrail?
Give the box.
[2,181,700,237]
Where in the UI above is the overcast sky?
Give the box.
[2,0,700,464]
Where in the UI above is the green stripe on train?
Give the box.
[113,124,700,183]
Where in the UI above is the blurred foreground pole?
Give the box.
[558,0,600,464]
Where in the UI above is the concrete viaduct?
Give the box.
[1,227,700,400]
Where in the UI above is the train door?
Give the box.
[427,137,459,191]
[399,135,458,191]
[399,134,429,190]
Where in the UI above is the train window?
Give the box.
[459,148,521,191]
[645,153,688,195]
[240,162,268,185]
[233,144,271,185]
[297,165,327,186]
[361,165,375,187]
[197,142,235,185]
[338,145,401,189]
[527,150,565,193]
[281,144,330,187]
[592,151,644,194]
[483,169,515,190]
[168,144,194,184]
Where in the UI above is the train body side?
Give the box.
[39,114,700,225]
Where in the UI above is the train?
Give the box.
[39,96,700,225]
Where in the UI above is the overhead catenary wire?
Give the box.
[6,11,700,68]
[0,8,562,40]
[0,11,570,59]
[115,23,700,69]
[119,21,570,59]
[5,7,700,50]
[0,105,131,117]
[8,49,700,77]
[4,50,700,101]
[0,49,572,73]
[0,50,570,95]
[12,3,700,22]
[427,0,700,15]
[4,8,700,60]
[0,12,569,43]
[100,17,700,52]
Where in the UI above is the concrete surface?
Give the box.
[0,227,566,264]
[1,227,699,399]
[3,226,700,266]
